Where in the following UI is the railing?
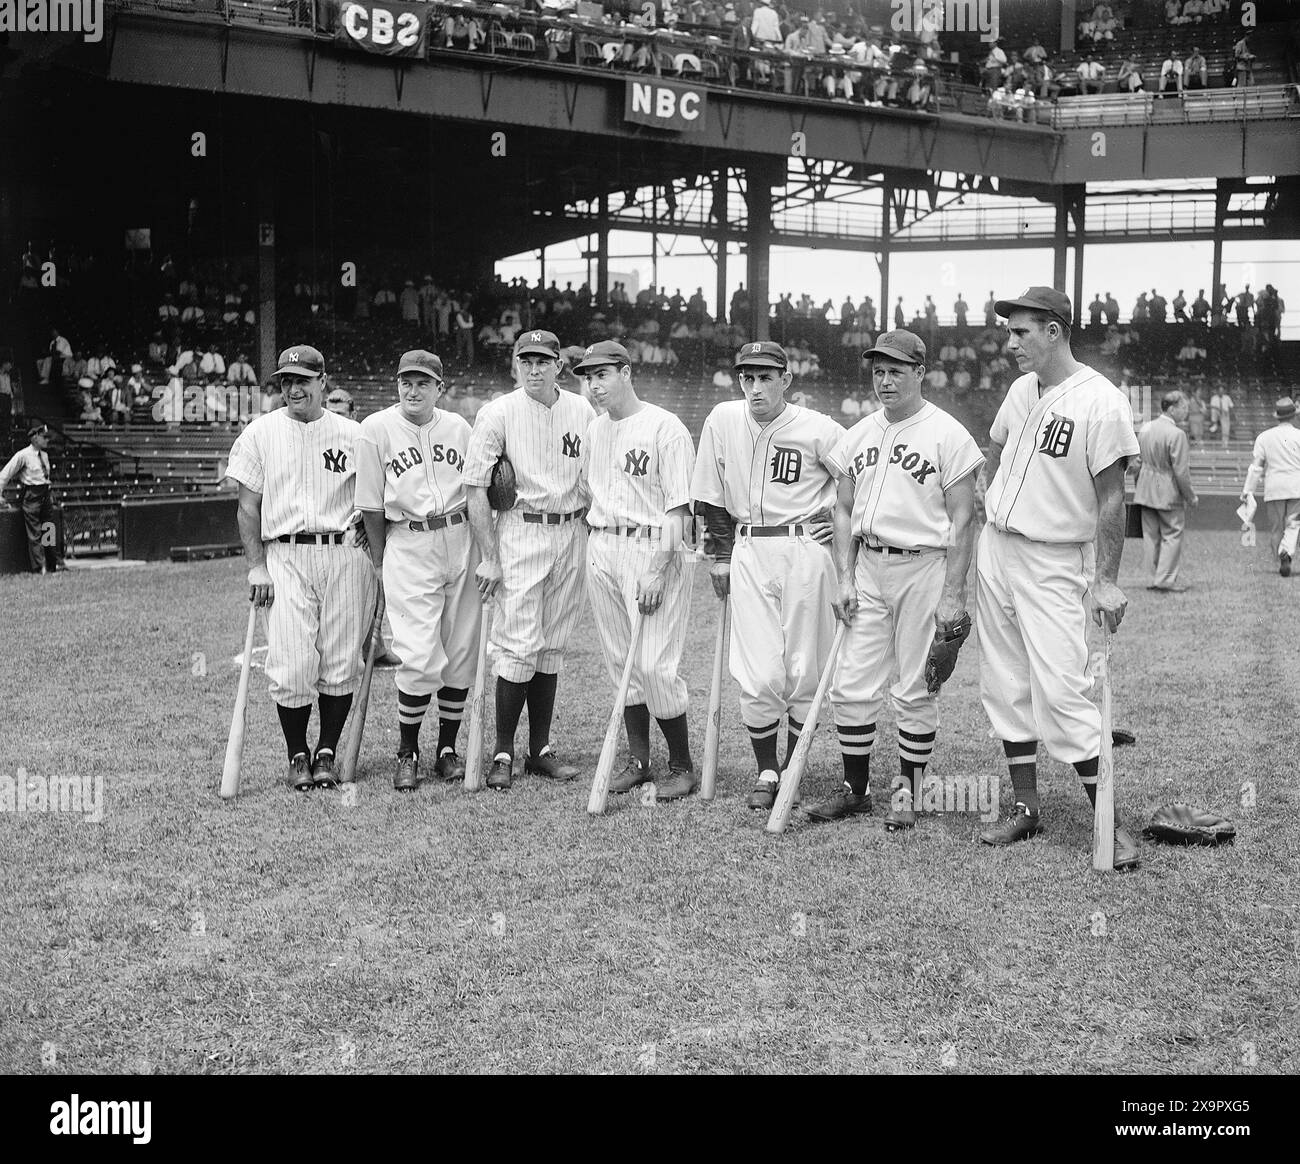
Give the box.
[60,502,121,558]
[1053,84,1300,128]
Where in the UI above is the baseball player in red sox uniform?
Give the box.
[355,350,481,791]
[226,345,377,791]
[463,330,595,790]
[573,340,699,800]
[976,288,1141,868]
[692,340,843,809]
[805,330,983,829]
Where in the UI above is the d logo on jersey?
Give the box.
[770,445,802,485]
[323,449,349,473]
[1038,414,1075,459]
[561,433,582,459]
[624,448,650,477]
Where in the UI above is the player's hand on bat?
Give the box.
[247,564,274,608]
[833,578,858,624]
[806,508,834,546]
[709,560,730,599]
[636,568,666,614]
[476,558,503,601]
[1089,579,1127,632]
[345,509,369,552]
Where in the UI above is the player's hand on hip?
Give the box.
[247,564,274,608]
[476,558,503,601]
[1089,579,1127,632]
[832,579,858,624]
[636,569,666,615]
[708,561,730,599]
[806,508,834,546]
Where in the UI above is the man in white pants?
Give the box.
[1242,396,1300,577]
[574,341,698,800]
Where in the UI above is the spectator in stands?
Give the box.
[77,377,100,423]
[1081,3,1117,43]
[750,0,781,49]
[1088,294,1105,328]
[983,291,998,327]
[199,345,226,378]
[1165,0,1188,24]
[418,275,438,333]
[373,281,397,318]
[981,40,1007,91]
[1187,387,1207,443]
[1233,34,1255,86]
[228,352,257,386]
[1176,334,1206,365]
[1149,288,1168,324]
[39,326,73,388]
[1184,46,1208,90]
[147,332,168,366]
[924,363,949,391]
[956,338,977,364]
[1183,0,1206,21]
[1172,289,1188,322]
[953,294,968,328]
[180,299,204,326]
[158,293,179,323]
[712,366,735,392]
[951,363,972,394]
[1132,292,1149,324]
[1009,85,1036,122]
[1234,284,1254,327]
[1159,49,1184,95]
[1257,285,1284,352]
[454,303,475,362]
[1023,36,1047,71]
[1118,54,1145,92]
[1077,54,1105,95]
[400,279,420,326]
[1191,288,1210,324]
[1104,292,1120,325]
[1209,385,1234,446]
[128,364,150,409]
[840,391,861,422]
[105,372,131,427]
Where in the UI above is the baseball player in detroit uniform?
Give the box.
[463,330,596,790]
[355,350,481,791]
[573,341,699,800]
[976,288,1141,868]
[804,330,983,830]
[692,340,843,810]
[226,344,377,791]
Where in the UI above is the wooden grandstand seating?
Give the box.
[1055,91,1154,127]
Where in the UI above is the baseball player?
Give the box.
[0,422,65,574]
[463,330,596,790]
[976,288,1141,868]
[1241,396,1300,577]
[573,341,698,800]
[691,340,843,809]
[225,345,377,791]
[356,350,481,791]
[805,330,983,830]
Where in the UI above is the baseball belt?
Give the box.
[406,510,467,533]
[592,525,660,539]
[276,532,346,545]
[864,543,922,556]
[521,508,587,525]
[738,523,807,537]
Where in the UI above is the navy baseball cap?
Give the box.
[513,330,561,358]
[397,350,444,380]
[994,287,1073,329]
[571,341,631,373]
[734,341,788,370]
[864,329,926,364]
[275,345,325,378]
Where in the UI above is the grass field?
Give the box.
[1,529,1296,1075]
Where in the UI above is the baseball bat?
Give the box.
[338,586,385,786]
[463,603,493,791]
[588,611,646,816]
[766,621,848,835]
[700,595,729,802]
[220,604,259,800]
[1092,623,1115,872]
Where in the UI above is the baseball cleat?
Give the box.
[609,757,652,794]
[1113,825,1141,871]
[979,803,1042,846]
[524,750,578,781]
[1280,551,1292,578]
[434,748,466,782]
[486,754,513,792]
[290,752,313,792]
[746,771,781,811]
[655,764,699,801]
[883,806,918,831]
[311,749,339,789]
[804,786,872,822]
[394,752,419,792]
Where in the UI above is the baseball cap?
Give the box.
[28,422,49,439]
[1276,397,1296,421]
[994,286,1073,329]
[863,329,927,365]
[78,377,94,389]
[514,330,561,358]
[275,345,325,378]
[130,363,143,373]
[734,341,788,370]
[571,340,631,373]
[397,350,444,380]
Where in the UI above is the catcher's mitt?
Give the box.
[487,455,517,511]
[924,611,972,694]
[1143,803,1236,847]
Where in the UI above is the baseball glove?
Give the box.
[1143,803,1236,846]
[487,455,517,511]
[924,611,972,694]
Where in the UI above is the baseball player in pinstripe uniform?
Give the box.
[691,341,843,810]
[807,330,983,829]
[463,330,596,790]
[573,340,699,800]
[355,350,481,791]
[226,344,377,791]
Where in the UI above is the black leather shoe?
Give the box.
[311,749,339,789]
[746,772,780,810]
[1281,551,1293,578]
[805,786,872,822]
[1113,825,1141,871]
[290,752,312,792]
[525,750,578,781]
[655,765,699,801]
[486,755,513,791]
[610,757,652,794]
[883,806,917,831]
[394,752,419,792]
[979,803,1042,846]
[434,749,466,782]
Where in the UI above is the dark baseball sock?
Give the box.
[624,704,651,767]
[397,689,432,757]
[1075,757,1100,807]
[1004,739,1040,814]
[494,677,529,758]
[526,671,560,756]
[838,722,875,795]
[276,703,311,760]
[656,713,692,771]
[747,721,781,775]
[437,686,468,755]
[898,760,926,809]
[316,693,353,756]
[782,716,804,770]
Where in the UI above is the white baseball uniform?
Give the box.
[462,386,596,682]
[225,409,376,707]
[691,400,842,727]
[824,402,983,763]
[977,365,1139,763]
[581,402,696,718]
[355,405,482,708]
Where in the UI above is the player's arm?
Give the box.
[467,486,502,599]
[637,504,689,615]
[983,438,1004,483]
[831,475,858,624]
[696,501,734,598]
[1242,441,1265,498]
[236,483,273,607]
[937,474,977,623]
[1089,458,1129,632]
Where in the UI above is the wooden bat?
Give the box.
[588,611,646,816]
[337,586,385,786]
[220,604,258,800]
[1092,623,1115,872]
[765,621,848,835]
[700,594,729,802]
[463,603,493,791]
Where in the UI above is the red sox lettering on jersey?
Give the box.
[356,406,471,521]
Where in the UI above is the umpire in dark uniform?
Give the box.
[0,422,65,573]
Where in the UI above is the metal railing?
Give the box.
[60,502,121,558]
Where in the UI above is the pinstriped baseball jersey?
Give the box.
[824,402,984,551]
[354,405,472,521]
[692,401,841,524]
[225,409,362,537]
[462,387,595,512]
[582,403,695,528]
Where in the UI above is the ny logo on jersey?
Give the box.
[770,445,802,485]
[561,433,582,459]
[624,448,650,477]
[1038,414,1075,459]
[323,449,349,474]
